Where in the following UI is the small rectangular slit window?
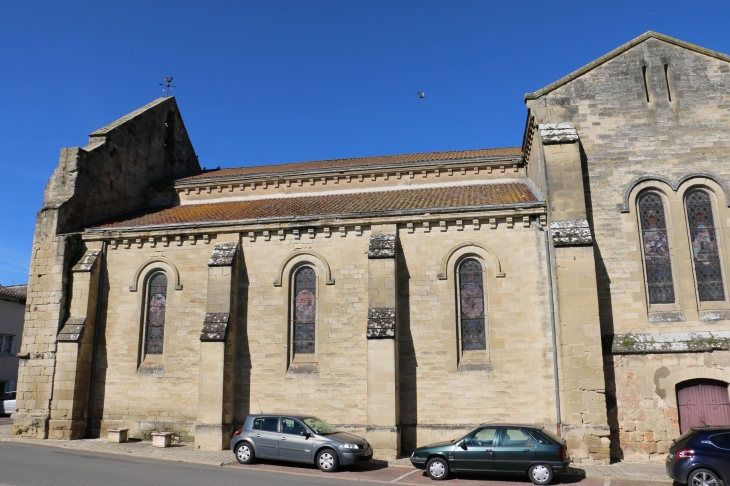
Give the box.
[642,66,650,102]
[664,64,672,102]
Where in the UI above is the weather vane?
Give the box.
[160,77,176,97]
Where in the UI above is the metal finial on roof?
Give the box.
[160,77,176,97]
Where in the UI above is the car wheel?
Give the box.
[316,449,339,472]
[426,457,449,481]
[235,442,255,464]
[689,468,721,486]
[529,463,554,485]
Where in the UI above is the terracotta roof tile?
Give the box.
[0,284,27,303]
[177,147,522,182]
[91,183,541,230]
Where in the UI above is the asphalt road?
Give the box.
[0,441,383,486]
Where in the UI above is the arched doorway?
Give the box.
[677,379,730,433]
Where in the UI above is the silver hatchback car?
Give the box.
[231,414,372,472]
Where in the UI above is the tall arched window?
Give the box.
[292,266,316,356]
[638,192,676,304]
[145,273,168,354]
[686,189,725,301]
[458,258,486,351]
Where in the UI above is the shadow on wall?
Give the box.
[234,251,252,425]
[88,267,110,438]
[580,144,623,462]
[397,239,418,455]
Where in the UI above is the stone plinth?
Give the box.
[152,432,173,448]
[107,428,128,443]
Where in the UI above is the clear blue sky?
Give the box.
[1,0,729,284]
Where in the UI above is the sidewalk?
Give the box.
[0,422,671,484]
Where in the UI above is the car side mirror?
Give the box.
[301,431,311,438]
[457,440,467,450]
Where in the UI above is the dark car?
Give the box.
[666,427,730,485]
[230,414,372,472]
[410,424,569,484]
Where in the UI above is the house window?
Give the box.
[144,273,168,355]
[292,266,316,355]
[0,335,14,355]
[458,258,486,351]
[686,190,725,301]
[638,192,675,304]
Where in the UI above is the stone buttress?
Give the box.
[366,226,399,460]
[195,241,240,450]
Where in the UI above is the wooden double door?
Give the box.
[677,379,730,433]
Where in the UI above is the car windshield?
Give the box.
[302,417,340,435]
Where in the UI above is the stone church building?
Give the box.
[12,31,730,464]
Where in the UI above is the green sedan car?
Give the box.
[409,424,569,484]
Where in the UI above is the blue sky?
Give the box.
[1,0,729,284]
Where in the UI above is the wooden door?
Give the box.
[677,380,730,433]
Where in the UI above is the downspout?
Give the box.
[536,218,562,437]
[87,240,107,436]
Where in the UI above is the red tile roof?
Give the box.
[177,147,523,182]
[91,182,541,230]
[0,285,27,303]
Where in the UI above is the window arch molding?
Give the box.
[438,241,504,281]
[620,172,730,213]
[273,250,334,287]
[129,258,182,292]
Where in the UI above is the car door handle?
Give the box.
[486,449,493,452]
[256,434,261,437]
[280,437,287,441]
[523,449,531,452]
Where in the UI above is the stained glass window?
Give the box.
[145,273,167,355]
[459,259,486,351]
[686,190,725,302]
[293,267,316,355]
[638,192,676,304]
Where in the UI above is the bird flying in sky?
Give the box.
[417,92,425,98]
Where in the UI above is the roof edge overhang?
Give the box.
[524,31,730,101]
[82,201,547,235]
[173,153,523,187]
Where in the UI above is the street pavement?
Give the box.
[0,440,668,486]
[0,418,672,486]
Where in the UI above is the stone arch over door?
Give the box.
[677,379,730,433]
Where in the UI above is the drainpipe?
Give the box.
[87,240,107,436]
[536,217,562,437]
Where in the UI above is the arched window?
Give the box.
[686,190,725,302]
[458,258,486,351]
[144,273,168,355]
[638,192,675,304]
[292,266,316,356]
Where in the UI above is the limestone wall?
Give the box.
[526,36,730,460]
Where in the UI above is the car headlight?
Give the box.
[339,444,360,449]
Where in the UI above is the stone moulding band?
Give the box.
[620,172,730,212]
[129,258,183,292]
[200,313,230,341]
[273,249,334,286]
[208,242,238,266]
[612,331,730,354]
[57,316,86,342]
[368,233,396,259]
[437,241,505,280]
[367,307,396,339]
[550,218,593,247]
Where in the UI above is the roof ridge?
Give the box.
[525,31,730,101]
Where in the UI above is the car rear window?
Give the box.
[539,429,565,444]
[528,430,554,445]
[252,417,279,432]
[674,430,698,447]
